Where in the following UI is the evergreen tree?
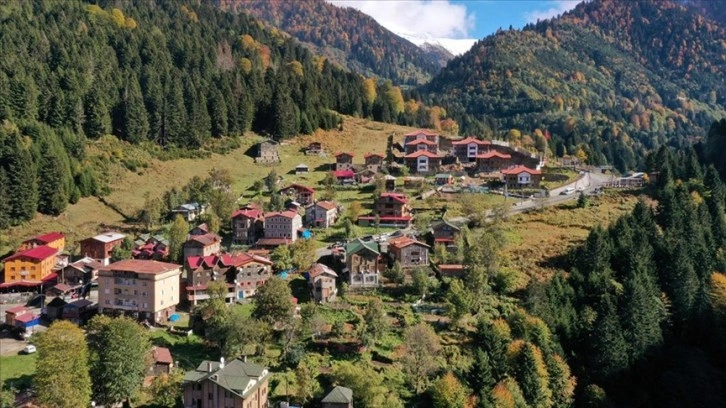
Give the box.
[163,79,187,147]
[590,295,629,380]
[475,319,512,381]
[469,349,496,407]
[546,354,575,408]
[271,90,297,140]
[620,265,664,362]
[0,168,10,229]
[83,84,111,139]
[37,147,69,215]
[121,75,149,143]
[209,88,228,137]
[2,124,38,224]
[513,343,552,408]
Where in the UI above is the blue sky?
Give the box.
[327,0,581,54]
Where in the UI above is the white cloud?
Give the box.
[523,0,579,23]
[327,0,477,55]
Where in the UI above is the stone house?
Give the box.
[334,152,354,171]
[364,153,385,173]
[255,139,280,163]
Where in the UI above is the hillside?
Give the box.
[423,0,726,172]
[0,0,450,229]
[212,0,450,85]
[681,0,726,25]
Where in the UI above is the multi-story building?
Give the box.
[58,257,103,286]
[184,255,236,306]
[387,236,430,269]
[280,184,316,206]
[364,153,385,173]
[501,166,543,189]
[183,233,222,260]
[257,210,302,247]
[229,253,274,300]
[2,245,59,285]
[19,232,65,252]
[98,259,182,324]
[308,263,338,303]
[345,239,381,288]
[452,136,492,163]
[358,192,413,228]
[79,232,126,266]
[476,151,512,173]
[403,150,443,175]
[231,207,265,245]
[183,358,270,408]
[403,129,440,155]
[334,152,354,172]
[305,201,338,228]
[429,219,464,252]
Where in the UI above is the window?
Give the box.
[208,393,213,400]
[105,300,110,305]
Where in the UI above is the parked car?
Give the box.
[22,345,36,354]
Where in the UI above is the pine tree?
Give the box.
[164,78,187,147]
[546,354,575,408]
[3,124,38,224]
[121,75,149,143]
[0,168,10,229]
[513,342,552,408]
[621,263,664,362]
[209,88,228,137]
[37,147,69,215]
[590,295,629,380]
[475,319,512,381]
[469,349,496,407]
[271,90,297,140]
[83,84,111,139]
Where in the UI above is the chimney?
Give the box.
[219,357,225,369]
[207,362,213,372]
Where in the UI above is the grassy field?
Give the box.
[501,189,647,287]
[0,353,37,390]
[1,117,416,254]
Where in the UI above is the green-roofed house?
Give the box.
[345,239,381,289]
[183,357,270,408]
[322,386,354,408]
[434,173,453,186]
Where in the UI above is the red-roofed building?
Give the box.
[280,184,316,205]
[452,137,492,162]
[404,129,439,147]
[404,138,439,155]
[501,166,542,189]
[5,306,29,326]
[476,150,512,172]
[231,208,264,245]
[263,210,303,245]
[359,192,413,227]
[20,232,65,252]
[333,170,356,184]
[387,236,430,268]
[334,152,354,172]
[436,264,466,278]
[151,346,174,376]
[183,252,273,304]
[364,153,385,172]
[3,245,59,285]
[403,150,443,174]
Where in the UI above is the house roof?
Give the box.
[435,173,452,179]
[404,129,439,137]
[438,264,465,272]
[404,150,442,159]
[501,165,542,175]
[346,239,380,256]
[27,232,64,244]
[295,163,309,168]
[231,208,264,220]
[406,138,437,146]
[452,136,490,145]
[46,297,68,307]
[388,236,430,250]
[364,152,384,159]
[334,152,354,158]
[184,359,269,399]
[431,219,463,232]
[333,170,356,178]
[315,201,338,211]
[380,192,409,204]
[174,202,202,212]
[192,223,210,234]
[265,210,300,219]
[67,299,93,308]
[255,238,293,246]
[101,259,181,275]
[153,347,174,365]
[282,183,315,193]
[4,245,58,262]
[308,263,338,279]
[322,386,353,404]
[476,151,511,159]
[51,283,75,293]
[15,313,38,323]
[5,306,28,315]
[86,232,126,244]
[358,216,413,222]
[186,233,221,247]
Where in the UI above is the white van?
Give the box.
[561,187,576,196]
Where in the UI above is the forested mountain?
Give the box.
[0,0,448,227]
[423,0,726,172]
[680,0,726,25]
[212,0,450,85]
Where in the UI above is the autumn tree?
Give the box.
[403,323,441,393]
[149,370,184,408]
[34,321,92,408]
[430,372,468,408]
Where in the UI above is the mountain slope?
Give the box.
[423,0,726,171]
[213,0,449,85]
[680,0,726,25]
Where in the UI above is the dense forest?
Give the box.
[422,0,726,172]
[213,0,451,86]
[0,0,452,227]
